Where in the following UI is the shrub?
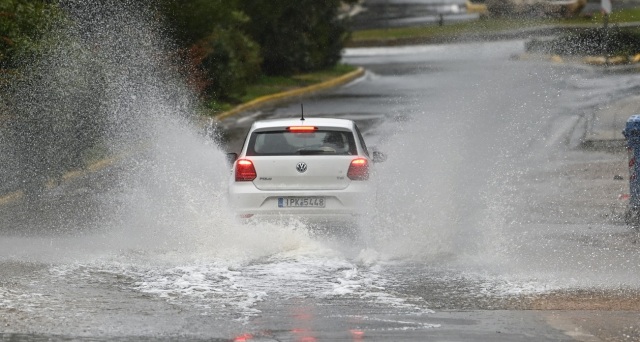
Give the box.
[188,27,261,101]
[159,0,261,101]
[240,0,355,76]
[0,0,63,69]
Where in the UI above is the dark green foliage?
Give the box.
[0,0,62,68]
[160,0,244,45]
[526,27,640,56]
[190,27,261,101]
[240,0,354,75]
[159,0,261,101]
[0,0,353,104]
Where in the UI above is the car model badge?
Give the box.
[296,162,308,173]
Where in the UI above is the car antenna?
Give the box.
[300,103,305,121]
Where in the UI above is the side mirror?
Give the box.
[226,153,238,167]
[372,151,387,163]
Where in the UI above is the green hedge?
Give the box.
[240,0,354,76]
[0,0,62,69]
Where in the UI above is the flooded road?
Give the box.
[2,12,640,342]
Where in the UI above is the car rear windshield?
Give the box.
[246,129,358,156]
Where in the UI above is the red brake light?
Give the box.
[234,333,254,342]
[287,126,317,133]
[235,159,257,181]
[347,158,369,180]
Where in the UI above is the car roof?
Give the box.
[250,117,355,131]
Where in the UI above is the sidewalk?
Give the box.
[583,95,640,150]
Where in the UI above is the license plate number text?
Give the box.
[278,197,325,208]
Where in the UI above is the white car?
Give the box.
[227,117,385,224]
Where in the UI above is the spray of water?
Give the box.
[348,42,566,271]
[0,0,327,267]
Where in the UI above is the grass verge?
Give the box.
[348,8,640,47]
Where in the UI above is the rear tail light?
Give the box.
[235,159,257,181]
[347,158,369,180]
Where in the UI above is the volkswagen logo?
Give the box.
[296,162,308,173]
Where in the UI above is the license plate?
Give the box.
[278,197,325,208]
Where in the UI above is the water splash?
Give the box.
[0,0,328,265]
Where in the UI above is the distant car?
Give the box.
[227,117,386,224]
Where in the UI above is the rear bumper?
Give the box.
[227,181,372,219]
[236,213,361,230]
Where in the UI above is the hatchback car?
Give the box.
[227,117,385,223]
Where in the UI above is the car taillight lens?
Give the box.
[347,158,369,180]
[235,159,257,181]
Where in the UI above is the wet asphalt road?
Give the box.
[3,39,640,340]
